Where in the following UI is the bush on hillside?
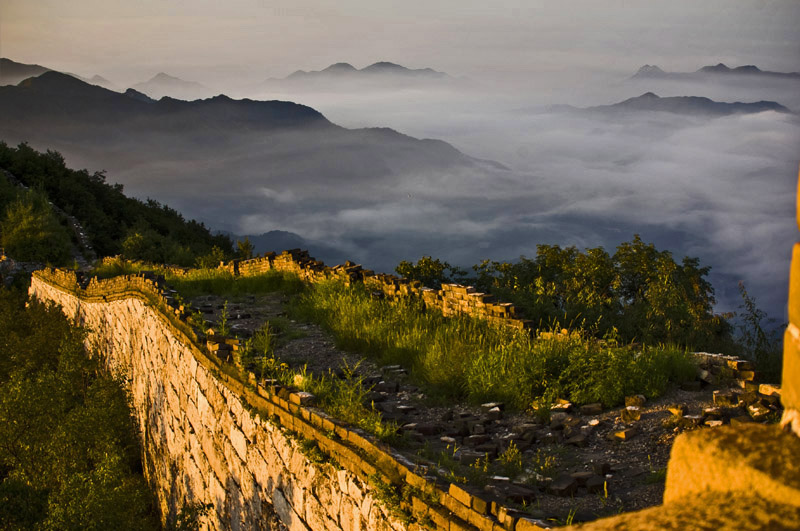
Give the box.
[0,142,233,265]
[1,189,72,264]
[400,236,732,350]
[0,289,160,530]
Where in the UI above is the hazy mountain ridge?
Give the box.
[0,57,117,90]
[0,70,495,214]
[280,61,448,81]
[1,71,330,131]
[259,61,454,92]
[131,72,213,100]
[586,92,791,116]
[632,63,800,81]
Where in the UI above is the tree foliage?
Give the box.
[0,289,159,530]
[1,190,72,265]
[395,255,467,289]
[400,236,732,349]
[0,142,233,265]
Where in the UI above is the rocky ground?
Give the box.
[190,292,783,526]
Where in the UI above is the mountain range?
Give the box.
[283,61,448,80]
[632,63,800,81]
[131,72,213,100]
[260,61,452,91]
[585,92,790,116]
[0,57,117,90]
[0,70,497,218]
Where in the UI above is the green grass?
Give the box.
[91,257,153,278]
[91,259,305,298]
[166,268,305,298]
[288,280,698,409]
[301,362,400,442]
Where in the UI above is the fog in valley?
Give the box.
[2,0,799,318]
[232,72,800,318]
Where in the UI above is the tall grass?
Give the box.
[167,269,305,298]
[289,280,697,409]
[92,259,305,298]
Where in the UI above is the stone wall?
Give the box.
[234,249,533,332]
[29,269,552,531]
[28,271,406,530]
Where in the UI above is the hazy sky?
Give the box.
[2,1,799,87]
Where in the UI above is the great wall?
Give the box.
[25,176,800,530]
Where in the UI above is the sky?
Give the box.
[2,1,799,88]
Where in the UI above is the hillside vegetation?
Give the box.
[397,248,781,380]
[0,288,160,530]
[289,280,697,409]
[0,142,233,266]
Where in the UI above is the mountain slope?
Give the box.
[0,72,494,228]
[1,57,118,90]
[586,92,790,116]
[0,142,233,264]
[131,72,213,100]
[0,58,50,85]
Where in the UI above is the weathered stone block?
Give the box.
[620,406,641,423]
[547,474,577,497]
[783,324,800,415]
[579,403,603,415]
[664,424,800,508]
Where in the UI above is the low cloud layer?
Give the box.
[221,78,800,318]
[5,70,797,319]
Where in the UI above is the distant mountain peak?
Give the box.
[699,63,731,73]
[363,61,404,70]
[638,91,659,99]
[272,61,447,84]
[151,72,183,82]
[637,65,664,74]
[124,88,155,103]
[631,65,668,79]
[323,62,357,72]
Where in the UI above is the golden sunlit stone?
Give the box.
[664,424,800,507]
[784,324,800,415]
[789,244,800,326]
[564,492,800,530]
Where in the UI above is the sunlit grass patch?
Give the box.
[288,280,697,409]
[167,268,304,298]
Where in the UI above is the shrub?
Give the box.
[1,189,72,264]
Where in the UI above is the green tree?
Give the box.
[0,289,159,530]
[458,235,730,348]
[395,255,467,288]
[1,190,71,264]
[195,245,227,269]
[236,237,254,260]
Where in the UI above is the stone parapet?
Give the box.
[29,268,549,531]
